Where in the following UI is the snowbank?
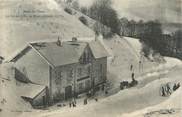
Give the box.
[154,57,181,70]
[164,57,182,67]
[120,86,182,117]
[123,37,142,57]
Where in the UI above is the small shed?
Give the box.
[19,83,48,108]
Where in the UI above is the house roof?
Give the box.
[30,41,88,67]
[9,39,109,67]
[19,83,46,99]
[89,41,109,59]
[8,46,32,62]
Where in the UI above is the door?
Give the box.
[65,85,72,100]
[42,95,46,108]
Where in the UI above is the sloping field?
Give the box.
[1,1,179,117]
[0,0,95,59]
[103,36,159,88]
[15,58,182,117]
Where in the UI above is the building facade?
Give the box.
[10,38,108,107]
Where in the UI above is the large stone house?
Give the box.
[9,38,109,108]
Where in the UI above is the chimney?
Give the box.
[56,36,62,46]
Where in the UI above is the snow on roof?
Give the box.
[89,40,109,59]
[8,46,32,63]
[9,39,109,67]
[19,83,46,99]
[30,41,87,67]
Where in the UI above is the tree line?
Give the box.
[118,18,182,59]
[65,0,120,37]
[65,0,182,59]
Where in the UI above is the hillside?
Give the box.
[1,0,181,117]
[55,1,160,87]
[17,58,182,117]
[0,0,95,116]
[0,0,95,59]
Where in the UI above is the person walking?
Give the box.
[72,101,76,107]
[84,98,87,105]
[130,64,133,71]
[161,86,165,96]
[139,52,144,73]
[131,72,135,79]
[69,101,72,108]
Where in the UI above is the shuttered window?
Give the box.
[78,82,84,91]
[85,80,91,89]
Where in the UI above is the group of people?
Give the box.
[84,98,88,105]
[84,97,98,105]
[160,82,181,97]
[173,83,180,91]
[69,99,76,108]
[68,95,99,107]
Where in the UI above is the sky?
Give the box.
[78,0,182,23]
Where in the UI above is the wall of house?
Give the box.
[50,62,92,102]
[31,88,48,108]
[50,64,75,102]
[49,44,107,102]
[75,63,91,94]
[75,45,93,94]
[14,49,50,86]
[50,57,107,102]
[92,57,107,86]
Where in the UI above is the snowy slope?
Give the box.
[16,59,182,117]
[16,58,182,117]
[0,0,95,59]
[1,1,182,117]
[103,35,161,88]
[121,88,182,117]
[0,63,32,117]
[0,0,95,115]
[123,37,142,58]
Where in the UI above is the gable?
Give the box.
[89,41,109,59]
[79,45,94,64]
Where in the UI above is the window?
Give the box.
[99,64,103,81]
[85,80,91,89]
[83,52,87,63]
[57,71,62,79]
[87,66,91,74]
[100,64,103,73]
[55,71,62,84]
[78,82,84,91]
[77,68,82,76]
[68,69,73,78]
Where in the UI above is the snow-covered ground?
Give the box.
[13,57,182,117]
[2,40,180,117]
[122,87,182,117]
[0,0,95,59]
[123,37,142,57]
[0,1,182,117]
[103,35,160,88]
